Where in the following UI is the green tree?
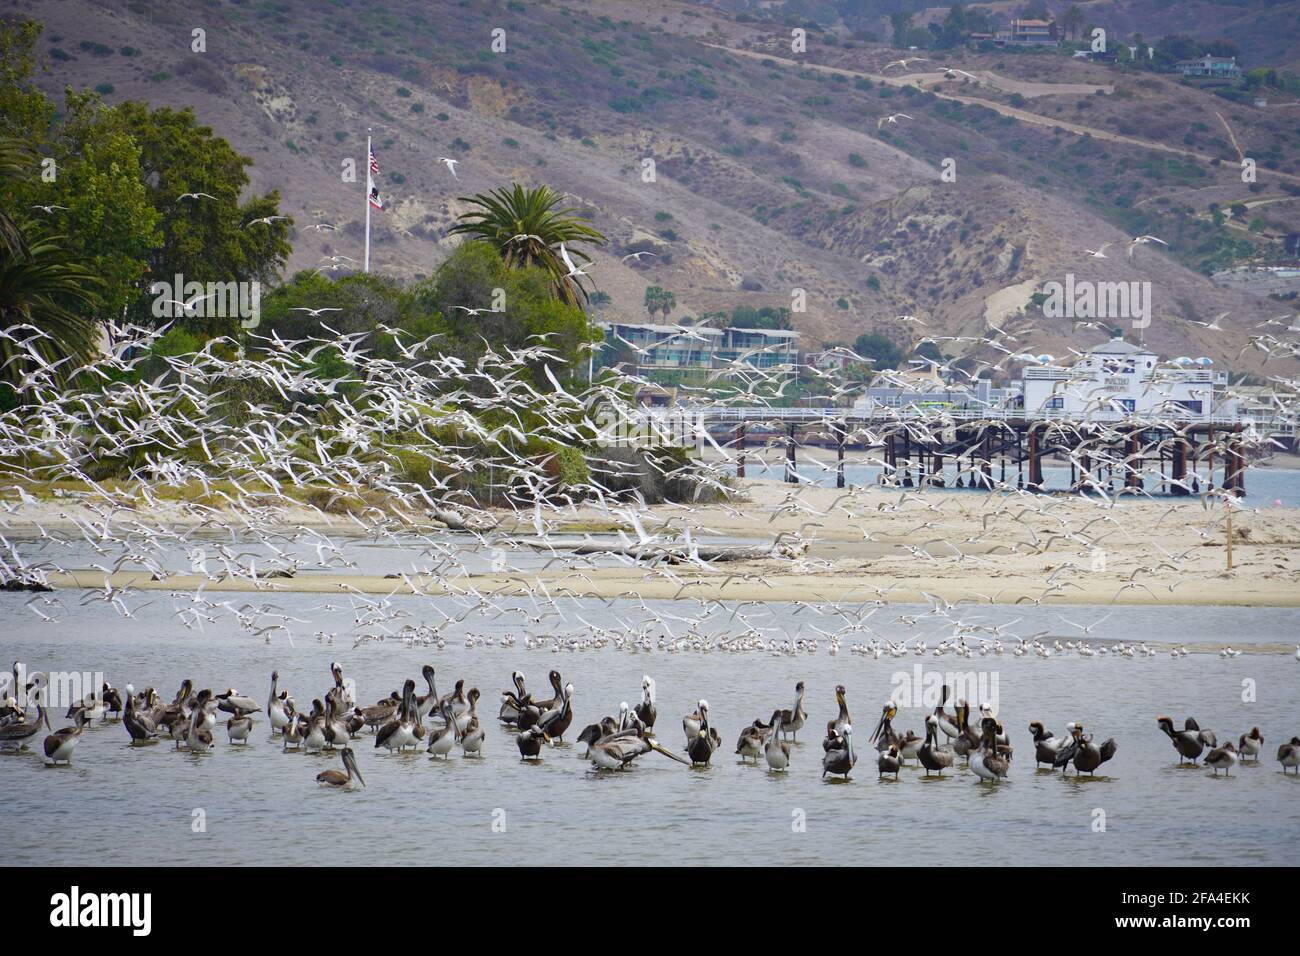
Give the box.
[643,285,675,320]
[412,241,595,377]
[0,138,101,404]
[852,331,903,369]
[116,103,292,329]
[448,183,605,307]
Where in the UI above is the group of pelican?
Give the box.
[8,662,1300,787]
[1156,717,1295,776]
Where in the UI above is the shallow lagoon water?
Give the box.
[3,590,1297,867]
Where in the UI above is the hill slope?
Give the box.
[14,0,1299,376]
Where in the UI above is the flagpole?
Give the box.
[364,130,372,273]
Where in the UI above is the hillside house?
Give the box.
[1176,55,1241,80]
[1009,19,1059,45]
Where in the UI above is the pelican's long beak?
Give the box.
[649,739,691,766]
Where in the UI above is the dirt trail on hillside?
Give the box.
[707,44,1300,187]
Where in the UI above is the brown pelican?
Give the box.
[323,697,351,748]
[516,724,550,760]
[934,684,960,739]
[498,671,527,725]
[359,691,401,732]
[102,683,123,721]
[123,687,157,744]
[682,700,707,743]
[282,704,304,751]
[185,690,215,753]
[1053,724,1117,775]
[303,700,327,752]
[227,713,253,745]
[43,709,88,764]
[155,679,194,733]
[316,746,365,789]
[216,689,259,717]
[776,681,807,742]
[735,720,766,763]
[325,661,353,718]
[878,744,902,779]
[578,725,689,771]
[416,665,441,721]
[427,699,457,759]
[65,688,105,722]
[1205,741,1239,776]
[1277,737,1300,774]
[523,670,564,729]
[375,681,418,752]
[918,714,954,777]
[536,682,574,742]
[0,672,48,749]
[970,717,1009,783]
[870,702,899,751]
[635,675,657,729]
[822,724,855,779]
[952,701,981,762]
[459,689,485,756]
[1030,721,1071,768]
[267,672,290,733]
[687,704,720,767]
[765,714,790,771]
[1157,716,1212,764]
[831,684,850,737]
[1238,727,1264,762]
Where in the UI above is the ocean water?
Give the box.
[3,590,1296,867]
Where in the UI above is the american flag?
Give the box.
[367,142,383,210]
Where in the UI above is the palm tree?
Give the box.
[0,136,101,399]
[448,183,605,306]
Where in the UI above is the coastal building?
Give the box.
[1176,55,1242,80]
[851,365,1014,414]
[597,320,799,374]
[1019,333,1233,420]
[1009,19,1060,45]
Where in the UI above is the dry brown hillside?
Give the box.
[13,0,1298,377]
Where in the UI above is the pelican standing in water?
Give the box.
[765,714,790,771]
[317,747,365,789]
[822,724,855,779]
[578,725,689,771]
[185,690,215,753]
[267,671,289,734]
[735,717,767,763]
[0,673,48,750]
[776,681,807,742]
[1029,721,1071,768]
[459,688,485,756]
[516,724,550,760]
[687,701,720,766]
[498,671,527,726]
[878,744,902,780]
[635,676,657,729]
[683,700,708,745]
[1277,737,1300,774]
[1238,727,1264,762]
[1157,716,1211,764]
[123,687,157,744]
[1053,724,1117,776]
[918,714,953,777]
[227,713,253,745]
[970,717,1009,783]
[1205,741,1239,776]
[831,685,850,737]
[44,709,87,764]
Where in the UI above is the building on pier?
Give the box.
[1019,333,1234,421]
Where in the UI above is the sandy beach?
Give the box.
[9,477,1300,608]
